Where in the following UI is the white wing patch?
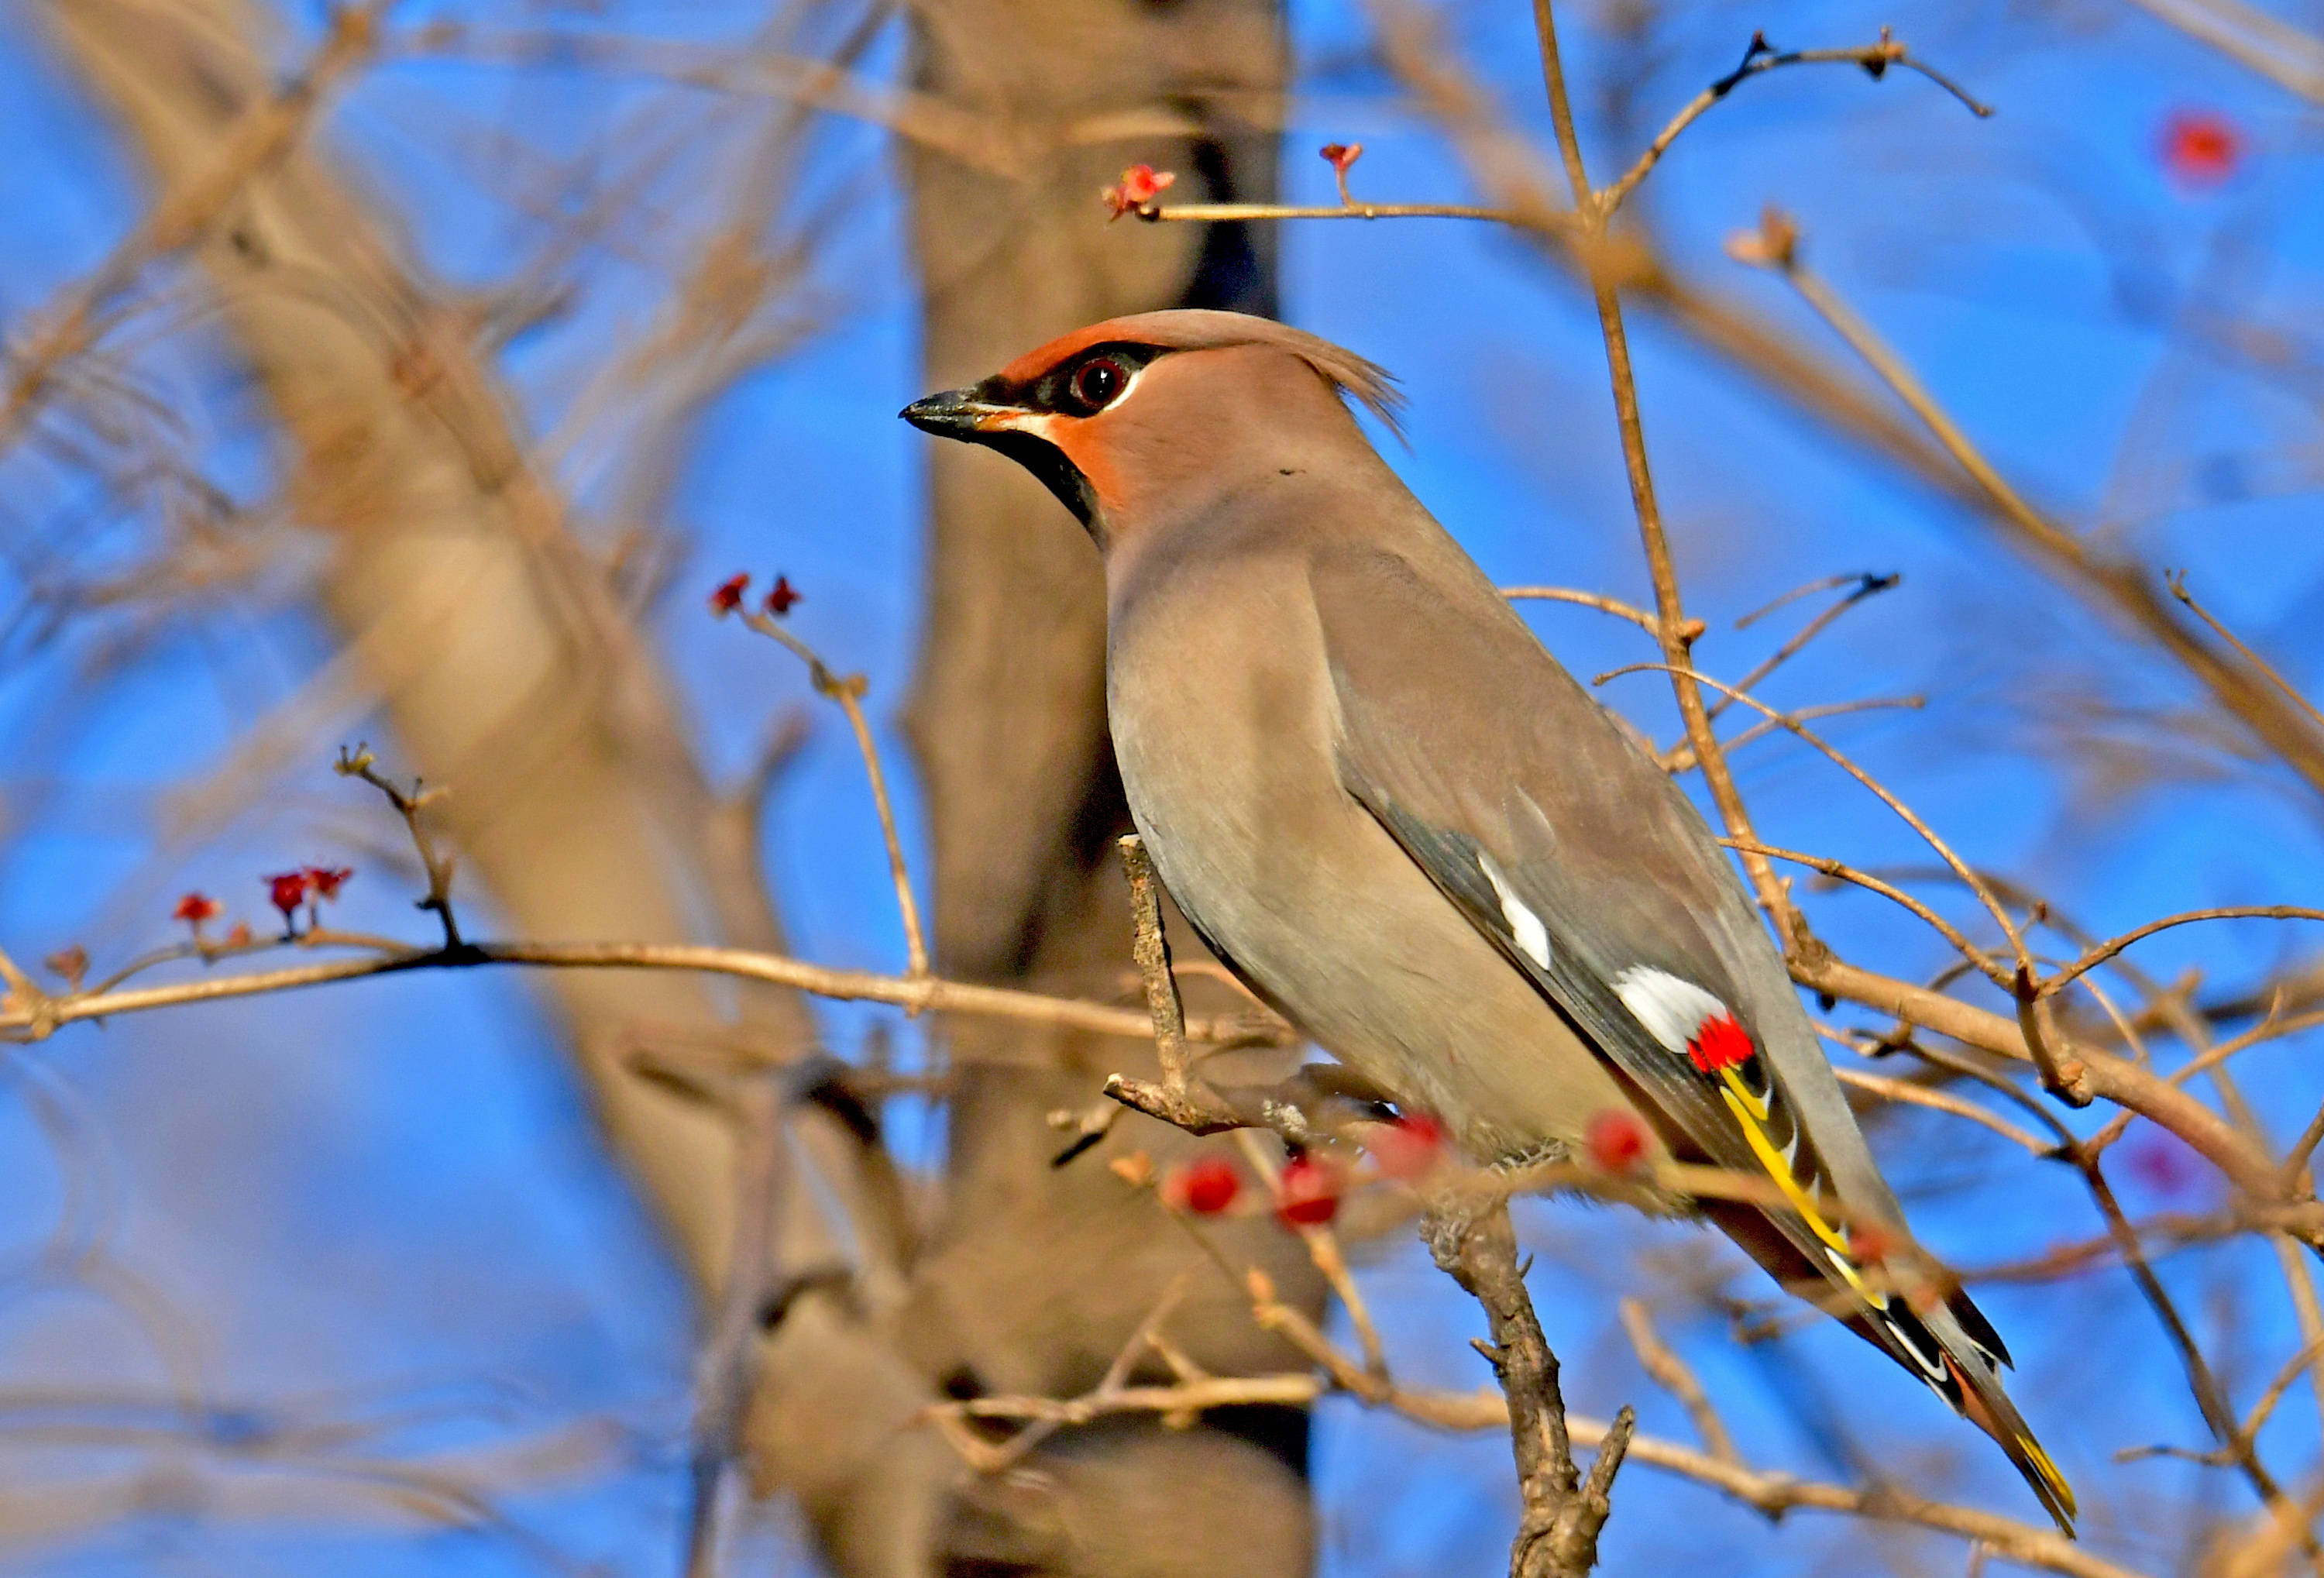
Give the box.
[1611,966,1728,1055]
[1477,854,1552,971]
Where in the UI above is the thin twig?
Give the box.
[1707,572,1899,722]
[2168,1007,2324,1091]
[2287,1100,2324,1194]
[2242,1336,2324,1449]
[1676,695,1925,772]
[1141,201,1537,227]
[1798,954,2311,1227]
[1828,1060,2054,1157]
[1600,29,1990,217]
[2165,571,2324,734]
[1616,1298,1738,1464]
[741,611,927,978]
[0,2,390,458]
[1604,663,2031,977]
[1730,212,2324,801]
[336,744,462,946]
[0,936,1286,1049]
[1300,1223,1389,1383]
[930,1359,2130,1575]
[1501,585,1695,641]
[1724,839,2006,987]
[682,1071,787,1578]
[1525,0,1803,961]
[2044,907,2324,997]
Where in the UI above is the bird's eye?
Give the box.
[1066,356,1129,414]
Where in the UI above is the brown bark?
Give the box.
[46,0,1327,1571]
[40,2,955,1571]
[898,2,1329,1573]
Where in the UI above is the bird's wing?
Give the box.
[1311,543,1855,1228]
[1308,544,2075,1532]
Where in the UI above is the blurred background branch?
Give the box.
[6,0,2324,1573]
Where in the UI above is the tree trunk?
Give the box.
[44,0,1323,1570]
[899,3,1327,1574]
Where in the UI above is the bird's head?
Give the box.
[901,309,1401,551]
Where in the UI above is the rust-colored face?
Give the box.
[900,319,1168,532]
[902,310,1401,546]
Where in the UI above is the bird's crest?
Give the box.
[997,310,1405,436]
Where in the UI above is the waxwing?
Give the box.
[903,309,2075,1533]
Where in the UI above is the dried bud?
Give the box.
[1102,164,1176,220]
[224,921,254,947]
[2160,109,2240,189]
[709,572,750,617]
[44,946,88,990]
[1164,1156,1241,1215]
[1584,1109,1649,1174]
[1724,206,1798,271]
[1274,1153,1342,1228]
[265,872,311,920]
[1318,143,1363,175]
[1109,1150,1155,1188]
[765,574,802,617]
[1370,1112,1445,1182]
[304,865,354,902]
[173,892,222,928]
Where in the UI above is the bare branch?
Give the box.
[740,610,928,978]
[0,2,389,457]
[1725,839,2007,988]
[1601,30,1990,217]
[1730,211,2324,802]
[1828,1061,2056,1157]
[1143,201,1536,227]
[1616,1298,1738,1464]
[0,934,1287,1050]
[1502,584,1698,641]
[1426,1197,1628,1577]
[2166,570,2324,734]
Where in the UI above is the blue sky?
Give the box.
[2,0,2320,1573]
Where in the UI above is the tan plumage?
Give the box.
[903,308,2075,1534]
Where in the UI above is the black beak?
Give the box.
[900,386,1020,441]
[899,381,1099,530]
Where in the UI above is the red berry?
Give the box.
[1585,1109,1649,1174]
[1370,1112,1445,1181]
[1845,1221,1896,1263]
[2126,1129,2208,1202]
[2160,109,2240,187]
[1274,1154,1342,1228]
[1167,1157,1241,1215]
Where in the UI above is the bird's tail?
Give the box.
[1703,1197,2075,1535]
[1885,1293,2078,1538]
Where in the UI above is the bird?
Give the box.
[902,308,2075,1534]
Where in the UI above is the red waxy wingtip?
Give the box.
[1687,1012,1753,1074]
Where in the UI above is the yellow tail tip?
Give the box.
[2018,1432,2078,1530]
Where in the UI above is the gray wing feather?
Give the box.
[1303,531,2070,1535]
[1310,544,1896,1202]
